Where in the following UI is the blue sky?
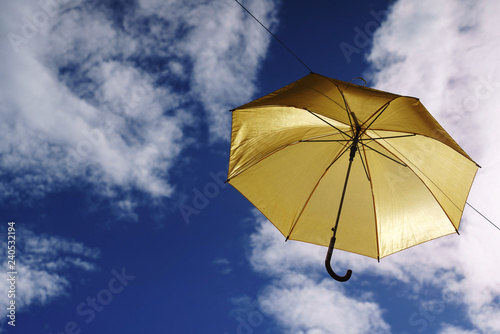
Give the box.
[1,0,500,333]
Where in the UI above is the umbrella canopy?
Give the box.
[227,73,478,281]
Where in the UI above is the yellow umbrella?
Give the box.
[227,73,479,282]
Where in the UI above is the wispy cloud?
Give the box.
[213,257,232,274]
[0,226,100,329]
[0,0,278,215]
[438,325,480,334]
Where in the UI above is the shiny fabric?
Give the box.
[227,73,478,259]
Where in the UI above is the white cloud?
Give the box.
[258,276,390,334]
[0,0,277,212]
[0,226,100,329]
[365,0,500,332]
[179,0,277,140]
[248,214,391,334]
[438,325,480,334]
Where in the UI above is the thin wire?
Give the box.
[466,202,500,231]
[234,0,500,236]
[234,0,314,73]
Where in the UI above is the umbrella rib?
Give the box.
[371,132,464,232]
[228,132,351,182]
[336,86,355,132]
[361,134,417,143]
[300,131,349,142]
[315,74,355,130]
[285,143,352,240]
[307,85,350,116]
[377,133,464,212]
[360,142,408,167]
[360,143,381,260]
[363,136,455,258]
[325,142,352,170]
[302,139,352,142]
[357,141,371,182]
[359,101,392,136]
[227,141,300,182]
[305,109,352,139]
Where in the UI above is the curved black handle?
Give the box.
[325,236,352,282]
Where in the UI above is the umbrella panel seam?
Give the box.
[370,131,464,233]
[361,143,381,260]
[228,108,353,181]
[285,142,352,240]
[228,130,352,182]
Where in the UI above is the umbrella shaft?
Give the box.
[332,154,355,239]
[332,129,360,239]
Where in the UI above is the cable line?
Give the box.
[466,202,500,231]
[234,0,314,73]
